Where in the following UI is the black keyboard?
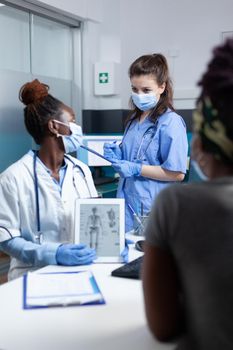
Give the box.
[111,256,143,279]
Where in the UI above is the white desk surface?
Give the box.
[0,235,176,350]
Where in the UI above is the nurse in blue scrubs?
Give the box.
[104,54,188,232]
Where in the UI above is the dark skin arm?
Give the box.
[142,243,184,342]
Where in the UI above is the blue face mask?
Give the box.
[191,160,209,181]
[54,120,83,153]
[62,123,83,153]
[131,92,158,111]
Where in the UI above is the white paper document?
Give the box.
[24,271,104,308]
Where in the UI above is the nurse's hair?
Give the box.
[19,79,64,144]
[127,53,174,123]
[193,38,233,164]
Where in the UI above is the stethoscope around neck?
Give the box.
[33,151,92,244]
[121,117,158,160]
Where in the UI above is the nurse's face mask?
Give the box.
[53,120,83,153]
[130,74,165,112]
[131,92,157,111]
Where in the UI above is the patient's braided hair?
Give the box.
[19,79,64,144]
[193,38,233,164]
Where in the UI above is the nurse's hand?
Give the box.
[112,160,142,178]
[56,243,96,266]
[103,142,122,161]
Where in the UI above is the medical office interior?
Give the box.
[0,0,232,346]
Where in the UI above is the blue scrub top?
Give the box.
[117,109,188,232]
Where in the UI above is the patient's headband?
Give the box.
[193,97,233,162]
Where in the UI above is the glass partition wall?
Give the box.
[0,3,81,172]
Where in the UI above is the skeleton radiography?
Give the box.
[77,204,121,256]
[75,198,125,262]
[85,207,103,249]
[107,208,116,228]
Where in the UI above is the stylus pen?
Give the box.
[127,203,143,226]
[80,144,111,163]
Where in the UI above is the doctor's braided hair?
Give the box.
[19,79,64,144]
[127,53,174,124]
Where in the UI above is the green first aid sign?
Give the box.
[99,72,109,84]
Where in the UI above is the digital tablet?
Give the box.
[75,198,125,263]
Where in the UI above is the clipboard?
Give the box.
[23,270,105,309]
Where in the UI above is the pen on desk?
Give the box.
[39,300,83,308]
[127,203,142,226]
[36,295,102,308]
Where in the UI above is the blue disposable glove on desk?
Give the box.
[112,160,142,178]
[104,142,122,162]
[56,244,96,266]
[125,238,134,245]
[120,240,129,263]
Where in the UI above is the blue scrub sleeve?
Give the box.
[160,117,188,173]
[0,237,60,266]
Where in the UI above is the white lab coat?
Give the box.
[0,151,97,279]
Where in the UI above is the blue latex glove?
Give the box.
[112,160,142,178]
[121,241,129,263]
[56,243,96,266]
[125,238,134,245]
[103,142,122,162]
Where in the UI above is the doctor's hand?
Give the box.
[56,243,96,266]
[112,160,142,178]
[103,142,122,162]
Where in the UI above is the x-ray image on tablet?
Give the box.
[75,198,125,262]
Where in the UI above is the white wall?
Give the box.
[34,0,233,110]
[82,0,121,110]
[119,0,233,109]
[31,0,103,21]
